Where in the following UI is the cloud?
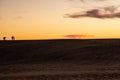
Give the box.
[14,10,29,14]
[14,16,24,20]
[64,9,120,19]
[68,0,108,4]
[64,34,93,39]
[68,0,107,3]
[0,17,2,20]
[65,0,120,19]
[69,0,109,2]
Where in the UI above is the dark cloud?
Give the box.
[64,8,120,19]
[64,34,93,39]
[66,0,120,19]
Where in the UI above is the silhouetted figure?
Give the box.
[3,37,6,41]
[11,36,15,40]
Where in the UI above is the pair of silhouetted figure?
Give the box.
[3,36,15,41]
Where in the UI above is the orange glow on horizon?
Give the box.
[1,0,120,40]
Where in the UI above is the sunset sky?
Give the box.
[1,0,120,40]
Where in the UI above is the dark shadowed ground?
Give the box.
[0,39,120,80]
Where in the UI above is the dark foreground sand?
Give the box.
[0,63,120,80]
[0,39,120,80]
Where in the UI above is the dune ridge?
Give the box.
[0,39,120,65]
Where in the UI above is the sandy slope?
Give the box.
[0,39,120,65]
[0,39,120,80]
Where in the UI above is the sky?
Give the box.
[1,0,120,40]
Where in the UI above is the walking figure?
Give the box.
[3,37,6,41]
[11,36,15,40]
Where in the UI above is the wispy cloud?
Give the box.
[14,16,24,20]
[14,10,29,14]
[0,17,2,20]
[64,34,93,39]
[65,0,120,19]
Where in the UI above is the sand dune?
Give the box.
[0,39,120,65]
[0,39,120,80]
